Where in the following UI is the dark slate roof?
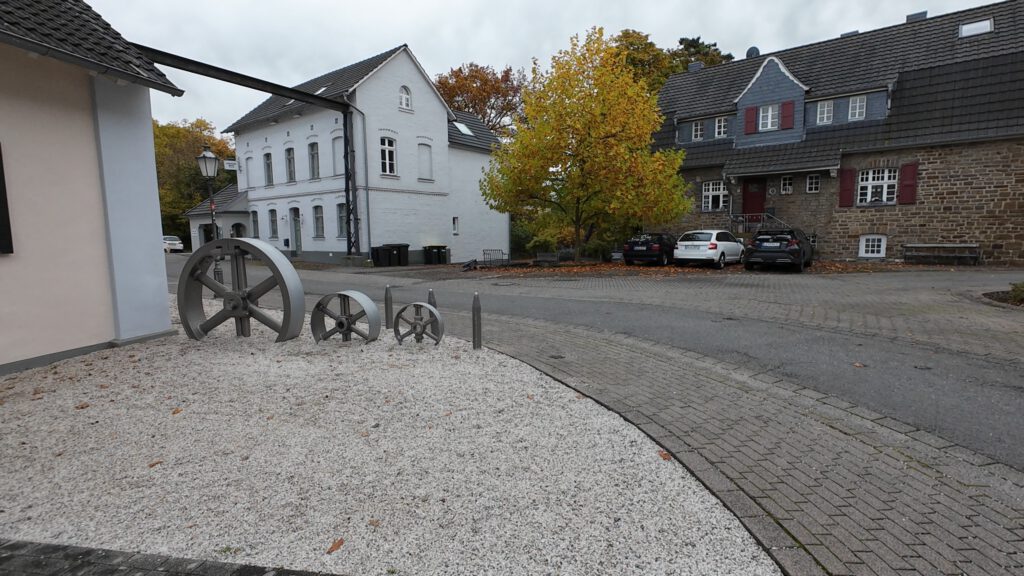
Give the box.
[448,110,499,152]
[0,0,181,95]
[224,45,406,133]
[185,184,247,217]
[657,0,1022,125]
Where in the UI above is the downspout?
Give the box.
[342,94,372,255]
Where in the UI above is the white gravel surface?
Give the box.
[0,298,778,575]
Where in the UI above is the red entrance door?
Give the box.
[742,179,766,221]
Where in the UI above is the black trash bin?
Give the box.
[435,245,448,264]
[394,243,409,266]
[371,246,386,267]
[424,245,448,265]
[423,245,436,265]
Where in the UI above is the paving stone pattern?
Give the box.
[441,310,1024,576]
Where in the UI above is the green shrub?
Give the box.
[1009,282,1024,306]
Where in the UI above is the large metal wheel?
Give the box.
[311,290,381,343]
[177,238,305,342]
[393,302,444,345]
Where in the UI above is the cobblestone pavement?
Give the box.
[439,308,1024,576]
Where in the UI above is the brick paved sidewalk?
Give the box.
[442,311,1024,576]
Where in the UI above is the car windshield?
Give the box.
[680,232,712,242]
[164,236,180,242]
[630,234,660,242]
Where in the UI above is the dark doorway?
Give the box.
[289,207,302,254]
[231,223,246,238]
[742,178,767,221]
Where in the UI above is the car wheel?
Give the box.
[794,257,805,273]
[625,259,634,266]
[659,252,669,266]
[714,253,726,270]
[744,261,755,271]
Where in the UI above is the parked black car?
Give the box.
[623,232,675,266]
[744,228,814,272]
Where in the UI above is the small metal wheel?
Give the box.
[393,302,444,345]
[311,290,381,343]
[177,238,305,342]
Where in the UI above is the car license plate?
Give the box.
[685,245,699,250]
[763,242,781,247]
[635,245,646,250]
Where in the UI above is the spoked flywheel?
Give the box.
[393,302,444,345]
[177,238,305,342]
[311,290,381,343]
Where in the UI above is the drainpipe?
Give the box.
[343,94,372,255]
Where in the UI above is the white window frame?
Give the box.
[806,174,821,194]
[268,209,278,238]
[759,104,779,131]
[817,100,833,125]
[313,205,324,238]
[780,175,793,195]
[331,136,344,176]
[285,147,296,182]
[692,121,704,141]
[701,180,730,212]
[858,234,887,258]
[849,95,867,121]
[336,203,348,238]
[398,86,412,110]
[380,137,397,175]
[250,211,259,239]
[308,142,319,180]
[263,153,273,186]
[959,18,993,38]
[715,116,728,138]
[857,168,899,205]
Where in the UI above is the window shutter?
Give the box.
[744,107,757,134]
[898,162,918,205]
[839,168,855,207]
[780,101,795,130]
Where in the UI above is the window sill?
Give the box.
[313,236,325,241]
[309,178,321,183]
[849,117,866,122]
[285,181,297,186]
[418,178,435,183]
[381,174,399,180]
[758,127,779,132]
[856,202,896,208]
[399,107,414,114]
[269,236,279,240]
[265,184,275,189]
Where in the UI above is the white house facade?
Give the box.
[0,1,180,374]
[194,45,508,265]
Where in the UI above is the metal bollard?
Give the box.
[427,288,436,308]
[384,285,393,329]
[472,292,482,350]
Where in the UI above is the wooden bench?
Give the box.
[902,243,982,265]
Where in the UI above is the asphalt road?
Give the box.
[165,254,1024,470]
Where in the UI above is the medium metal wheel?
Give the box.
[393,302,444,345]
[311,290,381,343]
[177,238,304,342]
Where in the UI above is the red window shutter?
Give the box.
[898,162,918,205]
[744,107,757,134]
[780,101,795,130]
[839,168,855,207]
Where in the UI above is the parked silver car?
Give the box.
[674,230,745,269]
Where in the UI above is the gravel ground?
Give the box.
[0,299,778,576]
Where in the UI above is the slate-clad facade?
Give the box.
[656,1,1024,263]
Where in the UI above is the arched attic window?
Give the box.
[398,86,412,110]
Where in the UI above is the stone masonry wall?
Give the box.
[832,140,1024,263]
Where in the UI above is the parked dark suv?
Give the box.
[623,232,675,266]
[744,228,814,272]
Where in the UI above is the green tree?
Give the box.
[611,29,678,94]
[481,27,691,260]
[434,63,526,136]
[671,36,734,69]
[152,118,235,246]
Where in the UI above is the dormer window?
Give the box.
[692,121,704,141]
[398,86,412,110]
[759,104,779,131]
[715,117,728,138]
[959,18,993,38]
[849,95,867,121]
[817,100,833,125]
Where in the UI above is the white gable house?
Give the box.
[197,45,508,265]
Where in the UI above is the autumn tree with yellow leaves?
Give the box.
[481,27,690,259]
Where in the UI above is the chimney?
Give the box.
[840,30,859,38]
[906,11,927,23]
[688,61,704,72]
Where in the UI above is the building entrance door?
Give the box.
[289,207,302,253]
[742,179,767,221]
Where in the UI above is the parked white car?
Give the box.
[674,230,745,269]
[162,235,184,253]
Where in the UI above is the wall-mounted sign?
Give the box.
[223,159,238,171]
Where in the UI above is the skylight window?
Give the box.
[959,18,993,38]
[453,122,474,136]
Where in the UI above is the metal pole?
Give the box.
[208,177,224,294]
[384,285,393,329]
[472,292,482,350]
[427,288,436,308]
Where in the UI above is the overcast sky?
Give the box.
[87,0,994,135]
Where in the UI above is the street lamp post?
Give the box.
[196,145,223,288]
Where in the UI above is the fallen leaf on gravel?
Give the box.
[575,393,585,400]
[75,402,90,410]
[326,537,345,554]
[54,451,63,457]
[147,460,163,468]
[451,354,461,359]
[853,362,866,368]
[368,519,381,528]
[359,430,370,437]
[32,387,45,395]
[171,407,183,415]
[443,411,452,417]
[266,415,274,420]
[527,394,534,400]
[658,450,672,461]
[98,384,110,389]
